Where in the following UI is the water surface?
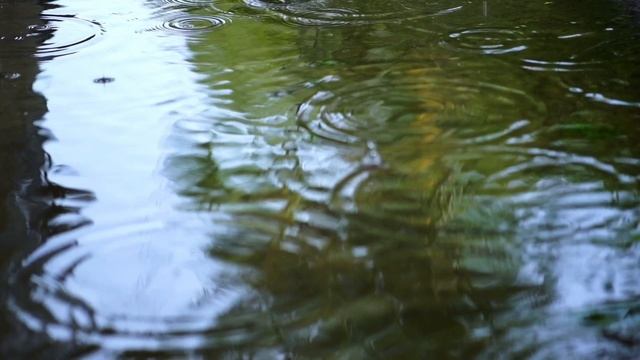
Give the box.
[1,0,640,358]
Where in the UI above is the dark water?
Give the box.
[1,0,640,358]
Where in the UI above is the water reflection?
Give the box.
[0,1,98,356]
[0,1,51,269]
[167,0,640,357]
[2,0,640,357]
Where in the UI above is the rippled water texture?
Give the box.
[1,0,640,358]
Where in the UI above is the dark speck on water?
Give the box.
[93,76,115,84]
[1,0,640,358]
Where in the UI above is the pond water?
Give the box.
[1,0,640,358]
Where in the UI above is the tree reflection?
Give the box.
[0,1,94,357]
[158,13,545,358]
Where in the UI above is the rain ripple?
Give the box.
[145,15,230,35]
[295,67,546,147]
[1,15,103,60]
[442,27,529,55]
[241,0,463,26]
[8,217,249,351]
